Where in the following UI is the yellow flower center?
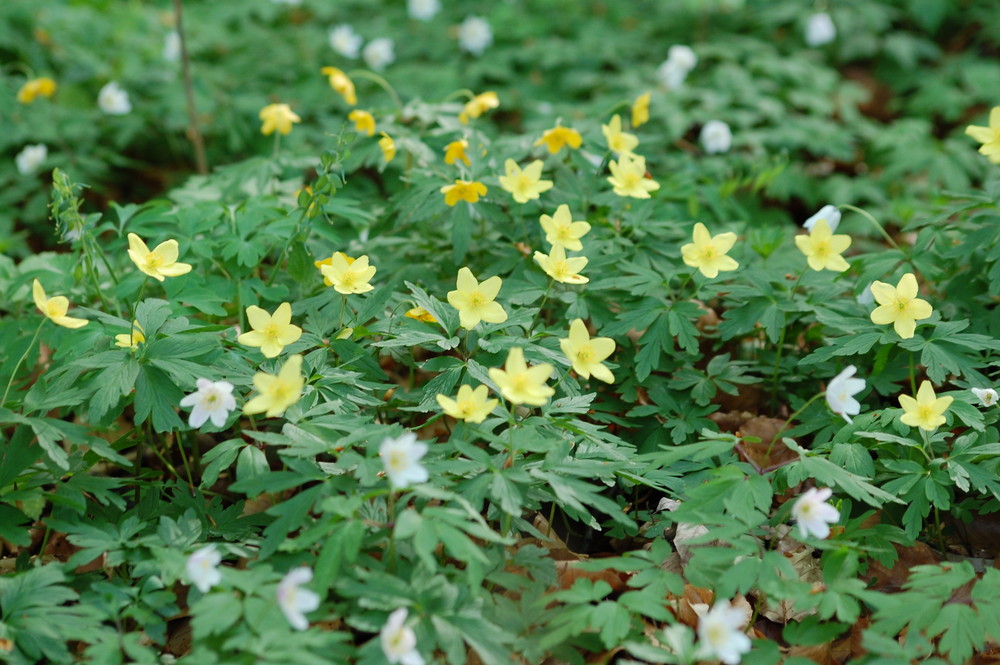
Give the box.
[145,254,163,269]
[468,291,484,308]
[699,246,718,261]
[457,399,476,417]
[388,449,408,472]
[263,324,282,342]
[917,405,934,423]
[576,345,594,364]
[811,239,830,259]
[340,271,358,289]
[619,172,642,189]
[551,261,571,280]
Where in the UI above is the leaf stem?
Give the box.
[1,319,47,408]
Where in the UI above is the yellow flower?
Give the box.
[632,92,651,127]
[488,347,554,407]
[243,354,304,418]
[681,223,739,279]
[444,139,471,165]
[436,384,498,423]
[794,218,851,272]
[349,109,376,137]
[898,381,953,432]
[440,179,487,206]
[459,91,499,124]
[379,132,396,163]
[607,154,660,198]
[320,253,377,294]
[534,125,583,154]
[115,321,145,349]
[315,252,356,286]
[17,77,57,104]
[869,273,933,339]
[560,319,615,383]
[498,159,553,204]
[237,302,303,358]
[320,66,356,105]
[259,103,301,136]
[32,279,88,329]
[539,204,590,252]
[405,306,437,323]
[965,106,1000,164]
[533,244,589,284]
[601,114,639,156]
[446,267,508,330]
[127,233,193,282]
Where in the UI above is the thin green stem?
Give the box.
[840,204,908,257]
[532,281,554,335]
[1,319,47,408]
[130,277,148,328]
[770,324,788,406]
[347,70,404,112]
[764,392,824,460]
[909,352,917,395]
[387,490,398,573]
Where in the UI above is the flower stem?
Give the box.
[840,204,908,258]
[172,0,208,175]
[1,319,47,408]
[764,391,824,460]
[348,70,404,112]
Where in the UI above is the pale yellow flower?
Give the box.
[115,321,145,349]
[243,354,305,418]
[498,159,553,203]
[533,244,589,284]
[632,92,650,127]
[349,109,376,137]
[898,381,952,431]
[436,384,498,423]
[680,223,739,279]
[259,103,301,136]
[315,252,355,286]
[560,319,615,383]
[539,204,590,251]
[320,66,357,105]
[379,132,396,163]
[869,273,933,339]
[607,154,659,198]
[794,218,851,272]
[404,306,437,323]
[601,114,639,155]
[320,253,377,294]
[446,267,507,330]
[488,347,554,407]
[127,233,193,282]
[32,279,88,329]
[459,91,499,124]
[237,302,303,358]
[965,107,1000,164]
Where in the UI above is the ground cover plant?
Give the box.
[3,0,1000,663]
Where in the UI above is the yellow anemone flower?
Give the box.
[379,132,396,163]
[444,139,471,165]
[680,223,739,279]
[965,106,1000,164]
[488,347,554,407]
[436,384,498,424]
[794,218,851,272]
[320,66,357,105]
[898,381,953,431]
[539,204,591,252]
[320,253,377,294]
[601,114,639,156]
[32,279,88,329]
[533,244,589,284]
[440,179,487,206]
[127,233,192,282]
[349,109,376,137]
[404,306,437,323]
[632,92,651,127]
[560,319,615,383]
[498,159,553,204]
[446,267,507,330]
[869,273,933,339]
[17,77,57,104]
[534,125,582,155]
[259,103,301,136]
[243,354,304,418]
[459,91,499,124]
[115,321,145,349]
[607,154,659,198]
[237,302,303,358]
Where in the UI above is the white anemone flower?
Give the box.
[329,24,362,58]
[791,487,840,539]
[656,45,697,89]
[277,567,321,631]
[457,16,493,56]
[805,12,837,47]
[696,602,752,665]
[407,0,440,21]
[700,120,732,154]
[186,544,222,593]
[379,432,429,490]
[380,608,424,665]
[15,144,48,175]
[826,365,865,423]
[179,379,237,429]
[363,38,395,72]
[98,81,132,115]
[971,387,998,408]
[803,204,841,233]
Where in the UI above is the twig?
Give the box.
[173,0,208,175]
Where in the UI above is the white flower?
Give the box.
[805,12,837,47]
[380,608,424,665]
[857,282,875,306]
[700,120,732,154]
[363,37,395,72]
[696,602,752,665]
[186,544,222,593]
[98,81,132,115]
[803,204,841,233]
[408,0,440,21]
[791,487,840,540]
[277,567,320,631]
[972,387,999,408]
[379,432,429,489]
[179,379,237,429]
[826,365,865,423]
[15,144,48,175]
[656,45,697,89]
[457,16,493,56]
[163,31,181,62]
[329,24,362,58]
